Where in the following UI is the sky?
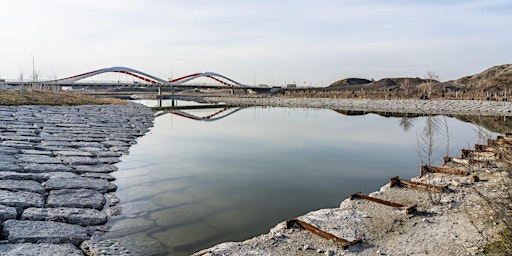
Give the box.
[1,0,511,86]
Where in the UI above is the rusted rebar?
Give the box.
[285,219,362,249]
[420,165,469,177]
[389,176,448,193]
[349,193,416,214]
[461,149,496,161]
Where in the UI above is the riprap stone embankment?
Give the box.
[0,103,154,255]
[203,97,512,116]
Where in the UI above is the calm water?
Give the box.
[107,102,490,255]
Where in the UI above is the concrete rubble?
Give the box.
[0,103,154,255]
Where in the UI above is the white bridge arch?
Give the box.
[51,66,247,87]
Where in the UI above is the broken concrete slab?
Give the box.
[0,171,49,182]
[0,204,17,223]
[0,180,45,193]
[0,189,44,211]
[43,176,116,192]
[75,164,118,174]
[58,156,100,166]
[0,243,83,256]
[53,150,93,157]
[81,172,116,181]
[16,155,62,164]
[80,239,130,256]
[1,220,90,245]
[46,189,106,210]
[21,207,108,226]
[21,163,73,173]
[0,162,22,172]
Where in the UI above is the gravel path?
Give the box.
[0,103,154,255]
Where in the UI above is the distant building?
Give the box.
[286,83,297,89]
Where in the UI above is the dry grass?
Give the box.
[0,89,126,106]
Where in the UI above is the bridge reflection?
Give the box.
[150,100,244,122]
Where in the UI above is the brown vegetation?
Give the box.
[0,89,126,106]
[301,64,512,101]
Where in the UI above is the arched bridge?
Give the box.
[49,66,248,87]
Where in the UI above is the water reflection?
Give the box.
[108,102,498,255]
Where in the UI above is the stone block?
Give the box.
[1,220,90,245]
[21,163,73,173]
[0,180,45,193]
[0,205,17,223]
[0,243,83,256]
[0,189,44,211]
[21,207,107,226]
[47,189,106,210]
[43,177,116,192]
[75,164,118,174]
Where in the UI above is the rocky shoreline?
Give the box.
[202,97,512,116]
[0,103,154,255]
[2,97,512,255]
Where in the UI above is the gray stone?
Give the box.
[75,164,118,173]
[20,149,53,156]
[54,150,93,157]
[0,162,22,172]
[0,243,83,256]
[16,155,62,164]
[43,177,116,192]
[106,206,122,217]
[93,150,122,158]
[21,207,107,226]
[97,157,121,164]
[0,180,45,193]
[47,189,106,210]
[0,135,42,143]
[103,140,130,147]
[73,142,105,148]
[0,204,17,222]
[0,171,49,182]
[0,189,44,211]
[0,155,16,162]
[116,232,166,256]
[1,220,90,245]
[22,163,73,173]
[1,141,34,149]
[105,193,120,205]
[0,146,21,155]
[81,172,116,181]
[58,156,100,166]
[81,239,130,256]
[41,140,75,147]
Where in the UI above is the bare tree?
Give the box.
[401,78,412,99]
[399,116,415,132]
[425,71,439,99]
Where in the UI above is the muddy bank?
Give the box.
[0,103,154,255]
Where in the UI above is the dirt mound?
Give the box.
[450,64,512,90]
[328,78,371,88]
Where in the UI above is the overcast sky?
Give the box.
[1,0,511,86]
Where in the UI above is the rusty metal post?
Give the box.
[349,193,416,214]
[285,219,362,249]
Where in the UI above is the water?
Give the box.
[107,102,491,255]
